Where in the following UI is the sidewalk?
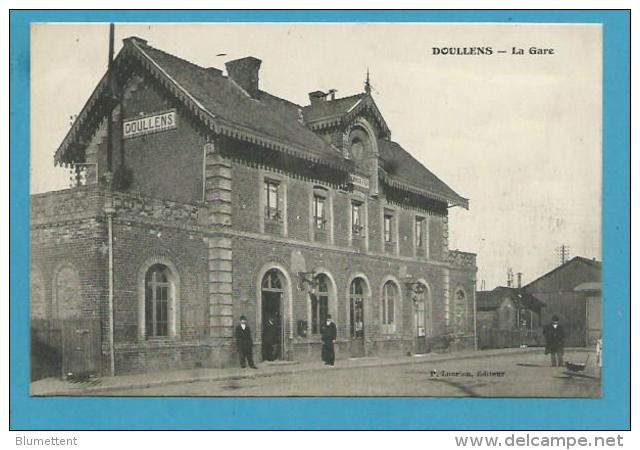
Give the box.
[31,346,590,396]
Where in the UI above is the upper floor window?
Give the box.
[415,217,425,248]
[350,137,365,161]
[145,264,171,337]
[313,195,327,230]
[382,281,397,326]
[383,213,393,243]
[352,201,364,235]
[264,179,281,221]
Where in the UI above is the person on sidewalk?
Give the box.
[543,315,565,367]
[235,316,257,369]
[320,314,337,366]
[262,316,279,361]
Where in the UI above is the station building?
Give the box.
[30,36,477,376]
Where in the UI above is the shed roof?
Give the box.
[477,286,546,311]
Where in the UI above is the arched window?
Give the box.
[382,281,397,326]
[310,274,329,335]
[350,137,365,160]
[350,278,366,338]
[145,264,171,337]
[262,269,283,290]
[54,265,81,320]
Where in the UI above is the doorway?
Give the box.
[261,269,284,361]
[349,277,366,357]
[413,283,431,354]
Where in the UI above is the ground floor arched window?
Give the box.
[310,274,329,335]
[382,281,397,326]
[54,264,81,320]
[145,264,171,337]
[350,278,366,339]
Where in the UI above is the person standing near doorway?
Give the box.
[321,314,337,366]
[235,316,257,369]
[543,315,565,367]
[262,316,279,361]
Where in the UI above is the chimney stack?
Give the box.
[225,56,262,98]
[517,272,523,288]
[308,90,327,105]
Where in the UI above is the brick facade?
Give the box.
[33,40,477,375]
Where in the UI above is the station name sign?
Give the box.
[123,109,177,139]
[349,173,370,189]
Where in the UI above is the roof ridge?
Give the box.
[259,91,303,109]
[302,92,365,110]
[523,256,601,289]
[133,40,212,72]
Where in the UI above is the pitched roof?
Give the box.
[378,139,468,208]
[54,37,467,208]
[523,256,602,290]
[477,286,546,311]
[302,94,365,123]
[302,93,391,138]
[55,37,347,169]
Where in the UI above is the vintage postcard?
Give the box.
[26,22,606,400]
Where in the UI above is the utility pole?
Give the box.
[105,23,116,377]
[555,244,571,266]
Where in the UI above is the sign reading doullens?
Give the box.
[123,110,177,139]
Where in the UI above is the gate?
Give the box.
[31,319,102,380]
[61,319,102,378]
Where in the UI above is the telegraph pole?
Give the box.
[555,244,571,266]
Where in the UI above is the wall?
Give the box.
[30,186,224,375]
[113,75,206,204]
[31,187,108,323]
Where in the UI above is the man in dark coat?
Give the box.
[320,314,337,366]
[543,315,565,367]
[235,316,257,369]
[262,317,279,361]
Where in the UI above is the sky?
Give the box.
[30,23,602,289]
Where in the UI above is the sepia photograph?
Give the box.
[28,22,603,399]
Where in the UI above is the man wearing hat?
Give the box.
[320,314,337,366]
[235,315,257,369]
[543,315,565,367]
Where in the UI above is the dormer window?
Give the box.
[350,138,365,161]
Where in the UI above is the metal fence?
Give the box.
[477,327,544,350]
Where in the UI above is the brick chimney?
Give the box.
[517,272,523,288]
[225,56,262,98]
[308,90,327,105]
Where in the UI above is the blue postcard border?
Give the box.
[9,10,630,430]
